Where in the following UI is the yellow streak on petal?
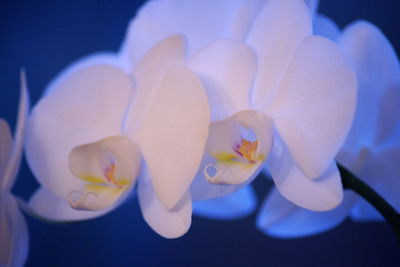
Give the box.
[213,152,238,161]
[79,174,106,184]
[85,183,124,195]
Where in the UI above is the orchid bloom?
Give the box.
[122,0,357,216]
[0,72,29,267]
[256,20,400,238]
[26,36,211,238]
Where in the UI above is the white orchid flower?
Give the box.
[0,72,29,267]
[26,36,210,238]
[122,0,357,216]
[257,20,400,238]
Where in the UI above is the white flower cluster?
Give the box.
[1,0,399,265]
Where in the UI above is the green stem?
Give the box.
[338,164,400,241]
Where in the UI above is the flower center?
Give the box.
[234,139,258,163]
[104,163,122,188]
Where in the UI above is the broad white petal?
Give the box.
[338,21,400,150]
[257,187,357,238]
[121,0,263,65]
[138,173,192,239]
[0,194,28,267]
[68,136,141,211]
[134,65,210,210]
[0,120,12,180]
[189,39,256,121]
[268,135,343,211]
[29,187,111,221]
[124,35,186,134]
[190,110,273,200]
[266,36,357,178]
[2,72,29,191]
[351,147,400,221]
[26,61,134,201]
[314,14,341,41]
[193,185,256,220]
[247,0,312,109]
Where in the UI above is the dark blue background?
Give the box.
[1,0,399,266]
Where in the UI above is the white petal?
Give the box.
[246,0,312,109]
[120,0,263,65]
[266,36,357,179]
[29,187,111,221]
[0,194,28,267]
[137,173,192,239]
[351,147,400,221]
[313,14,341,41]
[2,71,29,191]
[25,60,134,201]
[124,35,186,134]
[68,136,141,211]
[134,65,210,210]
[0,120,12,180]
[304,0,319,17]
[189,39,256,121]
[257,188,357,238]
[268,135,343,211]
[338,21,400,151]
[193,185,256,220]
[190,110,273,200]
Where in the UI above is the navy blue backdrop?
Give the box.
[0,0,399,266]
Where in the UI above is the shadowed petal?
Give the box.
[193,185,257,220]
[338,21,400,151]
[0,120,12,180]
[314,14,341,41]
[0,194,28,267]
[257,188,357,238]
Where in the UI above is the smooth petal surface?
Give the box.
[351,147,400,221]
[2,72,29,191]
[0,194,28,267]
[0,120,12,180]
[247,0,312,109]
[266,36,357,179]
[121,0,264,65]
[193,185,256,220]
[134,65,210,210]
[138,173,192,239]
[190,110,273,201]
[189,39,256,121]
[124,35,186,133]
[68,136,141,211]
[313,14,341,41]
[305,0,319,18]
[267,135,343,211]
[26,61,134,201]
[257,188,357,238]
[338,21,400,151]
[29,187,111,221]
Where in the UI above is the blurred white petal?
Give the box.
[257,188,357,238]
[193,185,257,220]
